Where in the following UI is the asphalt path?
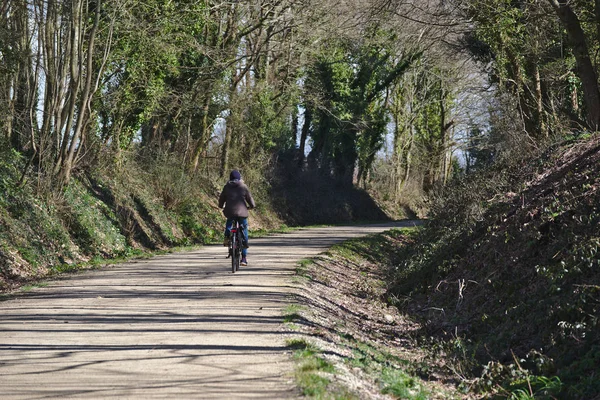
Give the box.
[0,222,417,399]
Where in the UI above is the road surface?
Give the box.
[0,222,416,399]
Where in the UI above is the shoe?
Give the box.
[223,238,229,247]
[241,258,248,266]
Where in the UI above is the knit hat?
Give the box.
[229,170,241,181]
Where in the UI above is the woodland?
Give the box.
[2,0,597,206]
[1,0,600,398]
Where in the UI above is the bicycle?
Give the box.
[227,218,245,273]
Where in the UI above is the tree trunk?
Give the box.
[220,120,233,178]
[402,125,414,191]
[548,0,600,130]
[505,46,536,133]
[439,86,447,186]
[596,0,600,44]
[10,0,34,152]
[220,68,246,178]
[533,63,547,136]
[298,105,311,167]
[39,0,57,172]
[60,0,103,184]
[393,113,404,202]
[190,95,211,172]
[54,0,82,176]
[571,73,580,115]
[291,105,299,149]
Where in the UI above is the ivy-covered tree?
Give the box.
[302,30,418,186]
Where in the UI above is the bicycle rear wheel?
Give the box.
[231,227,242,273]
[235,230,242,271]
[231,234,237,273]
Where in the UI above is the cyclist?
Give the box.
[218,170,255,266]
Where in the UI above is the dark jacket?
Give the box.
[218,180,256,218]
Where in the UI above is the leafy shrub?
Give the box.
[177,201,220,244]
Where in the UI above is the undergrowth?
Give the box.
[349,338,430,399]
[62,179,127,256]
[0,147,77,289]
[388,134,600,399]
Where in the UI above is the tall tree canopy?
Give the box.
[1,0,597,203]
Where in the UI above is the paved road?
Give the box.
[0,222,416,399]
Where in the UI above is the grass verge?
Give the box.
[286,338,355,399]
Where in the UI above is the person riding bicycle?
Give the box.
[218,170,255,266]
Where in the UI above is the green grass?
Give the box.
[249,224,295,238]
[287,330,432,399]
[289,230,440,399]
[287,338,345,399]
[63,179,127,256]
[350,341,409,369]
[295,258,314,279]
[283,304,303,323]
[20,282,49,292]
[328,228,415,264]
[381,368,429,399]
[17,246,39,267]
[344,337,431,399]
